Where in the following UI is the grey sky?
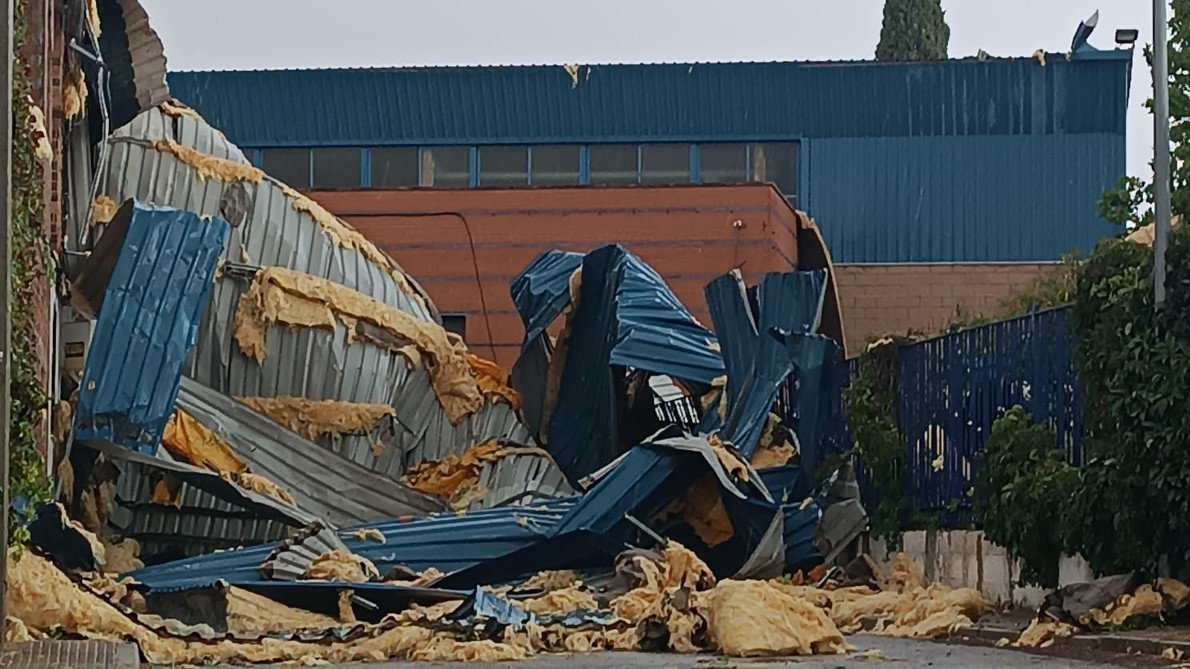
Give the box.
[140,0,1155,179]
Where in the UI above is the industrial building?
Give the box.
[169,49,1132,353]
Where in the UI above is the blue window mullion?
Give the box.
[691,144,700,183]
[469,147,479,187]
[635,145,642,184]
[307,148,314,188]
[361,148,371,187]
[579,146,589,184]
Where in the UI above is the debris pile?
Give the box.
[18,2,930,663]
[1011,573,1190,648]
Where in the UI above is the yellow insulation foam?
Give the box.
[521,585,598,615]
[88,194,118,227]
[521,570,580,593]
[237,395,394,441]
[151,139,264,183]
[221,471,295,506]
[402,440,554,509]
[63,69,87,121]
[162,409,247,474]
[234,266,489,423]
[226,586,339,635]
[702,580,847,657]
[302,549,380,583]
[158,99,205,123]
[1015,619,1077,648]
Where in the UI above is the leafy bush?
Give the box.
[844,339,905,549]
[1065,225,1190,577]
[977,406,1079,587]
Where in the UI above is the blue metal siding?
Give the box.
[168,56,1130,263]
[168,57,1130,148]
[73,202,230,453]
[802,133,1123,262]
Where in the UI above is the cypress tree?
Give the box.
[876,0,951,62]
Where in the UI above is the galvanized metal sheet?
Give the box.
[93,107,528,483]
[176,376,444,526]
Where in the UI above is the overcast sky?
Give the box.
[140,0,1156,178]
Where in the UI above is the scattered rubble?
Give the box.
[1012,573,1190,649]
[18,3,962,664]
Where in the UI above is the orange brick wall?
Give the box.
[835,264,1055,354]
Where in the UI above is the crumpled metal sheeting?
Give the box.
[395,368,532,473]
[757,270,828,338]
[509,250,583,349]
[93,0,171,130]
[72,201,229,454]
[126,502,575,594]
[177,377,444,527]
[545,245,624,486]
[260,523,349,581]
[511,246,724,384]
[705,268,840,464]
[468,452,575,510]
[100,119,432,319]
[111,456,293,560]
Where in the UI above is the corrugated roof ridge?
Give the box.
[169,50,1130,75]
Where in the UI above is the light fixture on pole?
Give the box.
[1154,0,1172,309]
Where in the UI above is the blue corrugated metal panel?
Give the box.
[73,202,229,454]
[127,502,572,592]
[803,133,1123,262]
[509,250,583,347]
[532,245,725,484]
[168,56,1131,148]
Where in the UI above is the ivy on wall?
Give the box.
[7,0,53,546]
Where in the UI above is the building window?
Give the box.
[699,143,747,184]
[588,145,637,185]
[640,144,690,184]
[749,142,798,201]
[421,146,470,188]
[262,148,311,188]
[371,147,419,188]
[442,313,466,341]
[530,145,580,186]
[311,148,361,189]
[479,146,528,187]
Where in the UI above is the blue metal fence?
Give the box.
[895,306,1081,527]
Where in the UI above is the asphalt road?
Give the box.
[249,636,1147,668]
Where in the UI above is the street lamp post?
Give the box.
[1155,0,1173,308]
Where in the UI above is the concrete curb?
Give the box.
[950,624,1190,660]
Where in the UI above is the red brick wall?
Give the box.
[834,263,1056,354]
[314,184,801,368]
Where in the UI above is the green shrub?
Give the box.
[1065,225,1190,577]
[977,406,1079,587]
[844,339,905,550]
